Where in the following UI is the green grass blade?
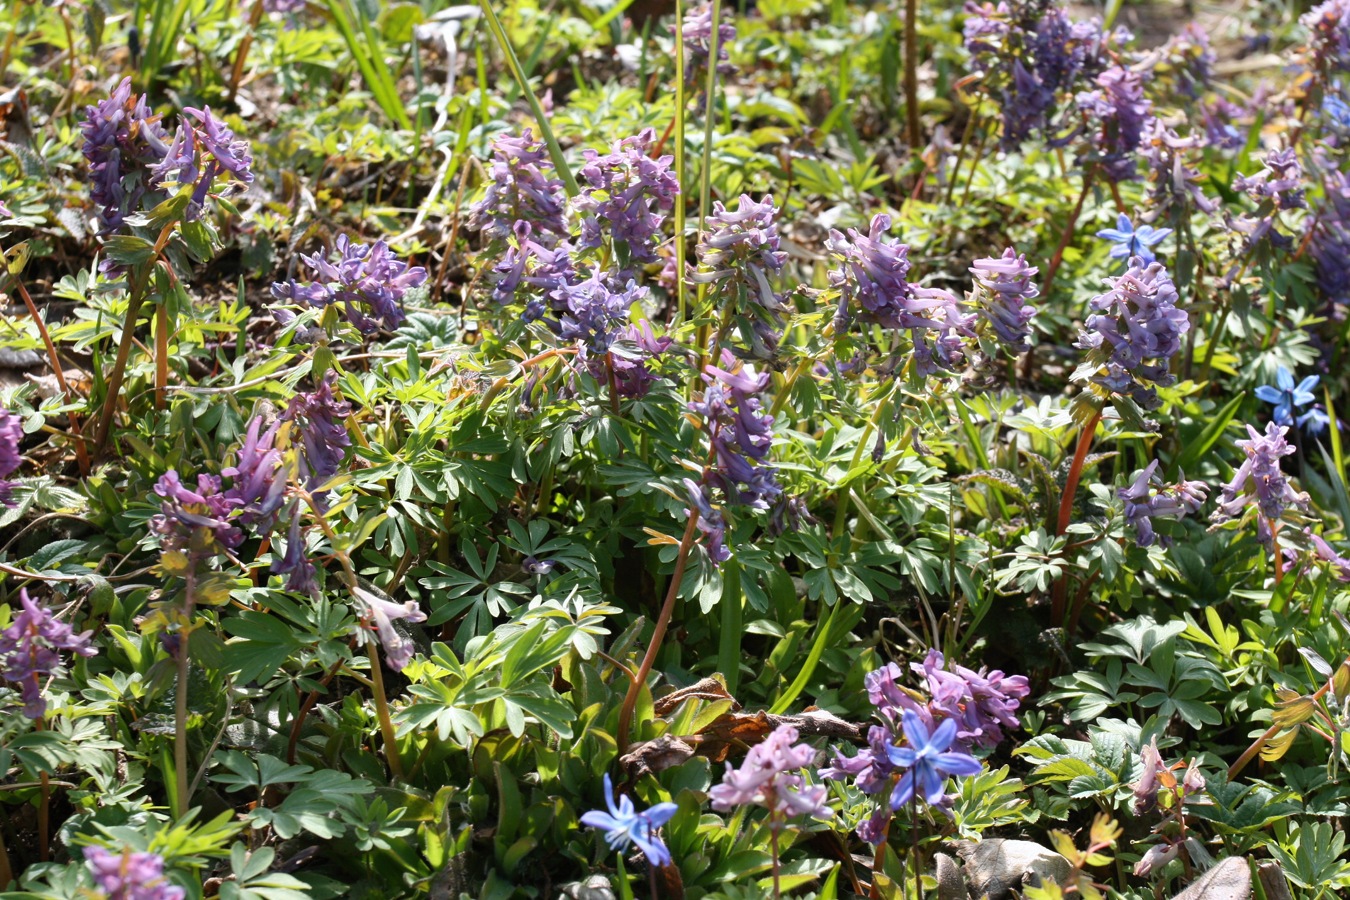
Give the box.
[718,558,742,696]
[769,603,837,715]
[674,0,688,326]
[1173,392,1243,477]
[477,0,578,197]
[322,0,412,130]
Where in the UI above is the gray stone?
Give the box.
[934,852,966,900]
[956,839,1072,900]
[559,875,617,900]
[1256,861,1292,900]
[1173,857,1251,900]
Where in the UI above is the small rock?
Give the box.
[1173,857,1251,900]
[1256,861,1292,900]
[934,852,966,900]
[956,839,1072,900]
[559,875,617,900]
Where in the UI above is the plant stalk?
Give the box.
[173,570,195,819]
[615,512,701,753]
[1050,408,1102,623]
[903,0,920,150]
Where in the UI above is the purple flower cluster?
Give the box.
[263,0,307,12]
[970,248,1039,353]
[0,590,95,719]
[572,129,679,264]
[491,222,576,315]
[466,130,567,245]
[1213,422,1310,529]
[608,322,673,399]
[555,271,644,355]
[823,650,1027,841]
[963,2,1108,150]
[1153,23,1214,99]
[281,372,352,496]
[0,408,23,507]
[1118,461,1207,547]
[272,235,427,334]
[150,106,254,221]
[1139,121,1217,217]
[1302,0,1350,73]
[1076,65,1153,182]
[693,194,786,309]
[80,77,170,234]
[690,355,781,513]
[1308,530,1350,581]
[151,471,245,557]
[1234,148,1306,211]
[827,214,975,377]
[1074,259,1189,411]
[709,724,833,827]
[683,2,735,75]
[223,416,286,530]
[83,845,186,900]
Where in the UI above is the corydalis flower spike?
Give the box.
[271,234,428,333]
[0,589,96,719]
[0,408,22,508]
[467,130,567,245]
[354,585,426,671]
[970,247,1039,353]
[708,724,833,827]
[572,129,679,264]
[80,77,171,234]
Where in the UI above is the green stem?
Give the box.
[173,569,195,819]
[367,639,404,779]
[903,0,920,149]
[673,0,688,328]
[770,824,782,900]
[769,603,837,715]
[697,0,723,239]
[616,512,702,753]
[477,0,578,196]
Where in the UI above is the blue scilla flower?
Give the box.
[1325,94,1350,131]
[1256,367,1330,433]
[883,709,982,810]
[580,774,678,867]
[1096,214,1172,264]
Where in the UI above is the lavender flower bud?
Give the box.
[0,408,23,508]
[151,471,244,556]
[1213,422,1309,525]
[281,372,352,495]
[684,2,735,75]
[1118,461,1207,547]
[223,416,286,530]
[354,585,426,671]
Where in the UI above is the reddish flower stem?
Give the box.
[1051,408,1103,624]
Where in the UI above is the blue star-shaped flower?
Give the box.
[1255,366,1328,433]
[579,774,678,867]
[1096,214,1173,264]
[1325,95,1350,131]
[883,710,983,810]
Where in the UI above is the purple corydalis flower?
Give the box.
[83,846,186,900]
[0,408,22,507]
[281,373,352,492]
[827,214,975,376]
[689,354,782,516]
[150,107,253,221]
[263,0,306,12]
[1213,422,1309,525]
[608,321,672,399]
[467,130,567,244]
[1303,0,1350,72]
[1312,165,1350,304]
[223,416,286,529]
[1138,121,1218,217]
[1077,65,1152,183]
[1074,259,1188,411]
[1308,529,1350,581]
[684,2,735,75]
[80,77,171,234]
[573,129,679,264]
[271,234,428,333]
[354,585,425,671]
[693,194,786,308]
[708,724,833,827]
[491,222,576,315]
[1118,461,1207,547]
[1096,214,1171,264]
[580,773,678,867]
[273,513,318,596]
[1234,148,1306,211]
[151,471,244,554]
[685,478,731,565]
[912,649,1030,751]
[885,709,982,809]
[0,589,96,719]
[970,247,1039,353]
[555,271,645,355]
